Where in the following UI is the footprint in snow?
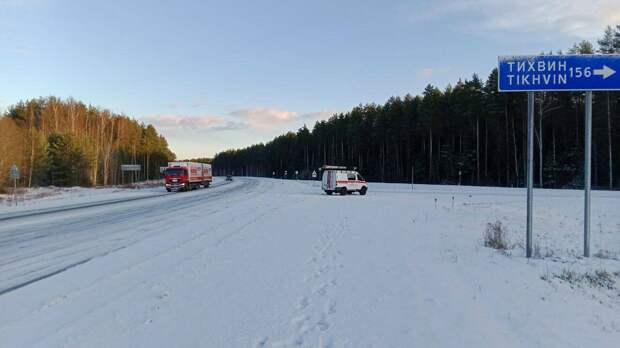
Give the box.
[324,300,337,315]
[254,336,269,348]
[297,296,309,310]
[313,284,328,297]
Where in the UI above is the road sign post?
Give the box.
[584,91,592,257]
[498,54,620,258]
[526,92,534,258]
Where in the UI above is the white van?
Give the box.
[321,166,368,195]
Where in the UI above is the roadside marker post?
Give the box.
[498,54,620,258]
[411,165,415,191]
[9,164,20,206]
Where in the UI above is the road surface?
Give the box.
[1,178,618,347]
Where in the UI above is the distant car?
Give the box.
[226,175,233,181]
[321,165,367,196]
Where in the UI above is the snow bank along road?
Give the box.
[1,178,619,347]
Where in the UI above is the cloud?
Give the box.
[420,68,434,78]
[230,107,299,129]
[300,111,336,121]
[417,66,452,79]
[142,114,245,131]
[144,108,337,134]
[409,0,620,39]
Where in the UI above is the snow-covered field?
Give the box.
[1,178,618,347]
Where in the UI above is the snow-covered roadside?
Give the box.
[0,184,162,213]
[0,177,224,215]
[1,178,618,347]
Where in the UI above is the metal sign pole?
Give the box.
[584,91,592,257]
[411,165,414,190]
[526,91,535,258]
[13,178,17,206]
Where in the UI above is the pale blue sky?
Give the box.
[1,0,617,158]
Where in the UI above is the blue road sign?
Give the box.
[10,164,19,180]
[498,55,620,92]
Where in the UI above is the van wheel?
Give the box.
[359,186,367,195]
[166,188,171,192]
[339,188,347,195]
[325,190,333,195]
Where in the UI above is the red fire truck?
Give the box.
[163,162,212,192]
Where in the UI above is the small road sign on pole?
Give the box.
[498,54,620,258]
[121,164,141,184]
[10,164,19,180]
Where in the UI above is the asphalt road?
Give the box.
[0,179,252,296]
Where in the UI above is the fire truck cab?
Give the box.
[321,165,368,196]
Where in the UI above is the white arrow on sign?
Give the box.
[593,65,616,79]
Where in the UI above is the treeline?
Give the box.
[184,157,212,164]
[213,26,620,189]
[0,97,175,189]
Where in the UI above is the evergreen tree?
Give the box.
[598,26,618,53]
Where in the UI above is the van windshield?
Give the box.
[165,168,186,176]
